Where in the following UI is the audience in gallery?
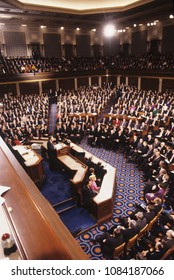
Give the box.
[1,52,174,75]
[1,83,174,259]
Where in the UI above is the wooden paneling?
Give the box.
[162,79,174,92]
[0,83,17,97]
[101,76,107,86]
[128,76,138,87]
[141,77,159,91]
[19,82,39,95]
[59,78,74,91]
[77,77,88,88]
[0,137,88,260]
[42,80,56,92]
[91,76,99,86]
[120,76,126,84]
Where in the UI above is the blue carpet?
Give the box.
[40,139,145,260]
[40,158,97,232]
[59,207,97,234]
[75,139,145,260]
[41,160,73,205]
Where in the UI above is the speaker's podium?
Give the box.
[13,145,45,188]
[56,143,88,201]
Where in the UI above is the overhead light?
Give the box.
[76,27,80,31]
[147,23,150,26]
[60,26,64,30]
[139,24,143,26]
[169,15,174,19]
[40,25,46,29]
[21,24,27,27]
[91,28,96,32]
[133,24,137,27]
[0,15,11,19]
[103,24,115,37]
[151,23,154,26]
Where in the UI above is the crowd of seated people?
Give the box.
[85,85,174,259]
[90,197,165,259]
[0,85,116,146]
[1,83,174,259]
[1,52,174,75]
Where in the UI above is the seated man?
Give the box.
[91,227,124,257]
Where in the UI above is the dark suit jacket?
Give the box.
[47,140,56,158]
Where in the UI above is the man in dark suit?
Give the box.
[47,135,58,171]
[91,227,124,257]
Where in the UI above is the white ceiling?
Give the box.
[0,0,172,29]
[18,0,151,11]
[16,0,155,14]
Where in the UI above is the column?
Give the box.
[117,75,121,85]
[98,76,102,87]
[125,76,128,86]
[39,81,42,95]
[159,78,162,92]
[16,83,20,97]
[138,77,141,91]
[88,77,91,86]
[74,78,78,90]
[56,79,59,91]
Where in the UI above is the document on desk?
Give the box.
[0,185,11,205]
[55,144,63,150]
[22,151,35,161]
[25,156,39,166]
[0,185,11,196]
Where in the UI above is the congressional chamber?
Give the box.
[0,0,174,261]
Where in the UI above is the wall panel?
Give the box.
[42,80,56,92]
[77,77,88,88]
[43,33,61,57]
[59,79,74,91]
[76,35,91,57]
[128,76,138,87]
[131,30,147,54]
[19,82,39,95]
[162,79,174,92]
[141,77,159,91]
[91,76,99,86]
[4,31,27,57]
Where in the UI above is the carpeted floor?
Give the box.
[75,139,145,260]
[40,138,145,260]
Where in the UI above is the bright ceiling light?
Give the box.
[103,24,115,37]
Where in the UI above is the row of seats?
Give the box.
[113,209,163,259]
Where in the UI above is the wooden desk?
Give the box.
[70,143,116,224]
[0,137,88,260]
[57,153,88,187]
[68,113,97,124]
[41,141,88,197]
[13,145,44,188]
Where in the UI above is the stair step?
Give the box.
[52,197,75,207]
[56,204,76,214]
[53,199,76,213]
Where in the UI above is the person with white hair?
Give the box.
[161,229,174,251]
[88,174,100,194]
